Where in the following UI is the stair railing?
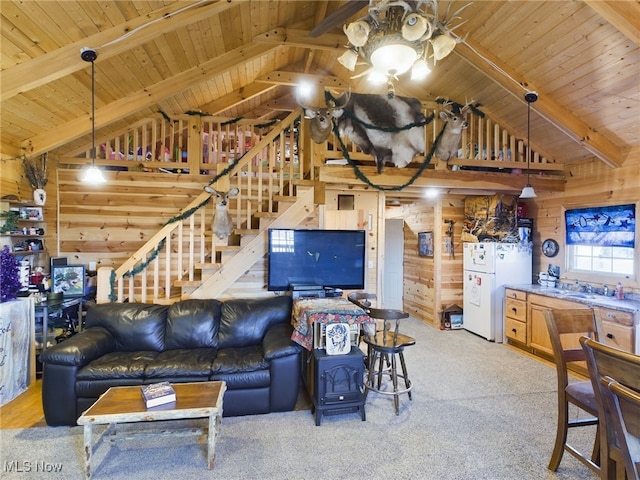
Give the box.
[96,110,303,303]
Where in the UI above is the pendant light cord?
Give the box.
[91,59,96,167]
[527,99,531,185]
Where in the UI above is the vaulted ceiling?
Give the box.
[1,1,639,170]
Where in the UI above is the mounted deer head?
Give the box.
[434,98,479,162]
[204,186,239,239]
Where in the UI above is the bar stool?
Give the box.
[348,292,415,415]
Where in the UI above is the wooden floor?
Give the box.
[0,379,47,429]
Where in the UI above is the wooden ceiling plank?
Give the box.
[584,0,640,46]
[2,0,250,102]
[21,42,278,157]
[453,39,624,168]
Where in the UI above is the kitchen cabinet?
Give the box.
[594,307,635,353]
[528,294,590,357]
[504,289,527,345]
[504,287,638,363]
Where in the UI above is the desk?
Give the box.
[291,297,372,351]
[34,296,87,354]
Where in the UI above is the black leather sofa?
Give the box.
[40,296,302,426]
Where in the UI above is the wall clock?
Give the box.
[542,238,559,257]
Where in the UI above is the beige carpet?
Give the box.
[0,317,599,480]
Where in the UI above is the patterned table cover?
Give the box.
[291,297,372,350]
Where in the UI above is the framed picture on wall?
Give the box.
[418,231,434,257]
[52,264,85,297]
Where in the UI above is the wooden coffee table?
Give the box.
[77,381,226,479]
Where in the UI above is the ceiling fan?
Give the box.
[308,1,369,38]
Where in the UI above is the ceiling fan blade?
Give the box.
[308,1,369,38]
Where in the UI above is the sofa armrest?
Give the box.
[39,327,115,367]
[263,323,301,360]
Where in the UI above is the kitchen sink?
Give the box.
[561,292,597,299]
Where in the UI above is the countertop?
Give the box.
[504,284,640,314]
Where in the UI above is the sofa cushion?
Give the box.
[85,303,169,352]
[145,348,217,378]
[218,296,293,348]
[165,299,222,350]
[77,351,159,380]
[211,346,270,389]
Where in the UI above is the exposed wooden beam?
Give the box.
[308,0,368,38]
[21,43,277,157]
[453,39,624,168]
[255,70,349,90]
[253,28,346,52]
[584,0,640,46]
[198,83,278,116]
[318,166,566,193]
[2,0,249,102]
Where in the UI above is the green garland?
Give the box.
[332,119,447,191]
[108,146,246,300]
[107,108,444,300]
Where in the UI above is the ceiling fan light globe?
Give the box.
[402,13,429,41]
[369,43,418,76]
[431,34,457,61]
[344,21,370,47]
[367,70,388,85]
[411,59,431,80]
[337,49,358,71]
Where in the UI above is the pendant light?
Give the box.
[81,48,106,184]
[519,91,538,199]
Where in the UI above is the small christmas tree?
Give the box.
[1,245,21,302]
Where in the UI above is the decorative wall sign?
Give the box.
[418,231,434,257]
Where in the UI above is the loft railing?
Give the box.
[95,110,305,303]
[316,101,562,172]
[88,102,557,302]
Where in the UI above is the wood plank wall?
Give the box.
[55,169,211,268]
[530,154,640,293]
[401,196,465,328]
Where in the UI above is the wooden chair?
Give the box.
[581,336,640,480]
[603,378,640,480]
[348,292,414,415]
[544,308,600,474]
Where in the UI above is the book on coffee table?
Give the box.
[141,381,176,408]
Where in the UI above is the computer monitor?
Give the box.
[50,256,68,273]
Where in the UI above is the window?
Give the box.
[564,203,636,278]
[567,245,634,276]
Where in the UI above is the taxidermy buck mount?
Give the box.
[204,186,239,239]
[298,90,426,174]
[434,97,483,162]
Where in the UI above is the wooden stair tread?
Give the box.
[174,280,203,287]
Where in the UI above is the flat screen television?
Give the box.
[267,229,366,291]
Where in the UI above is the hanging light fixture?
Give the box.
[81,48,106,184]
[339,1,470,94]
[520,91,538,199]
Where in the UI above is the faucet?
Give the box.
[582,283,593,293]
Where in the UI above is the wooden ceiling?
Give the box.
[1,1,638,169]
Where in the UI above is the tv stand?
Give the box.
[289,283,325,299]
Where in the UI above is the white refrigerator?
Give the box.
[463,243,532,342]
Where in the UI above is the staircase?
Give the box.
[96,111,315,303]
